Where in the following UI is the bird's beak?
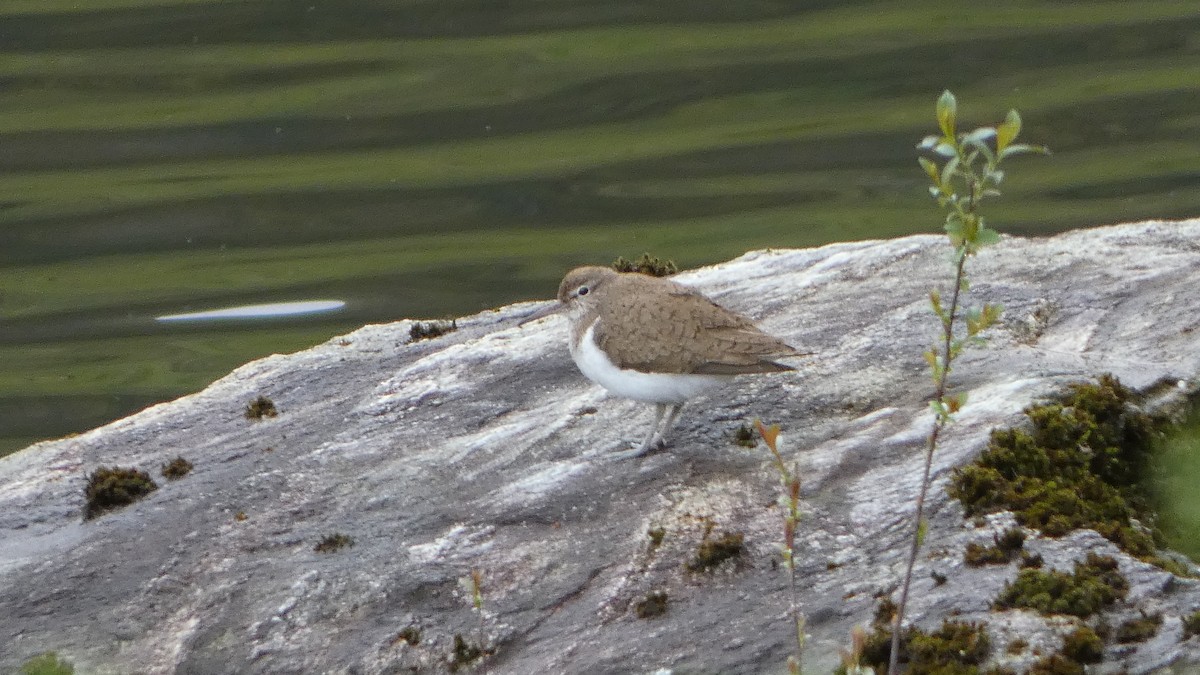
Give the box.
[518,301,564,327]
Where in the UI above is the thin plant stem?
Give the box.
[757,421,805,674]
[887,248,968,675]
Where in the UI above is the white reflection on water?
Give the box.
[155,300,346,322]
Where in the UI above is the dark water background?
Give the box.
[2,1,1198,464]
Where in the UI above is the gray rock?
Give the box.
[2,220,1200,674]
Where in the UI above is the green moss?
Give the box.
[948,375,1170,566]
[314,533,354,553]
[394,625,421,646]
[1184,610,1200,639]
[161,456,193,480]
[857,618,991,674]
[83,466,158,520]
[1020,551,1044,568]
[244,395,277,420]
[409,319,458,342]
[1027,654,1085,675]
[449,634,483,672]
[611,253,677,277]
[1006,637,1028,654]
[964,528,1026,566]
[686,530,744,572]
[731,422,757,448]
[19,652,74,675]
[1060,626,1103,664]
[994,553,1127,618]
[1114,613,1162,643]
[647,526,665,550]
[634,590,669,619]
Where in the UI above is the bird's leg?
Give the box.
[654,403,684,447]
[609,404,667,460]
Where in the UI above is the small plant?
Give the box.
[161,456,193,480]
[889,90,1046,675]
[994,553,1127,618]
[686,526,744,572]
[634,590,669,619]
[1184,610,1200,639]
[244,395,277,420]
[611,253,677,277]
[20,652,74,675]
[963,527,1026,566]
[757,420,805,674]
[1114,612,1162,643]
[314,533,354,553]
[732,422,758,448]
[234,511,248,522]
[1060,626,1103,664]
[83,466,158,520]
[410,319,457,342]
[836,625,874,675]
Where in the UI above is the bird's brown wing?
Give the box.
[595,276,801,375]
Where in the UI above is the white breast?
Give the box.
[570,323,727,404]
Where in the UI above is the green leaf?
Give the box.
[937,90,957,138]
[918,156,940,185]
[933,142,957,157]
[940,156,960,186]
[963,127,996,145]
[916,517,929,546]
[976,226,1001,247]
[996,109,1021,154]
[999,143,1050,159]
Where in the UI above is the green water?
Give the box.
[2,1,1199,462]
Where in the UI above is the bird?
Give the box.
[521,265,803,458]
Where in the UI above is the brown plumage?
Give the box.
[524,265,804,458]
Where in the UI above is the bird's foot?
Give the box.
[605,437,667,460]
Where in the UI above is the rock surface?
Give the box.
[3,220,1200,674]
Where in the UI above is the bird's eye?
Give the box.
[577,285,589,296]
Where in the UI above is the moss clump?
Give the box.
[1027,654,1085,675]
[409,319,457,342]
[1060,626,1103,664]
[161,456,193,480]
[686,530,744,572]
[449,634,483,672]
[857,618,991,674]
[20,652,74,675]
[1114,613,1162,643]
[731,423,757,448]
[647,526,665,550]
[1184,610,1200,639]
[611,253,677,277]
[949,375,1167,565]
[314,533,354,553]
[83,466,158,520]
[994,553,1127,618]
[244,395,278,420]
[394,625,421,646]
[1020,551,1044,568]
[634,590,669,619]
[964,528,1026,566]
